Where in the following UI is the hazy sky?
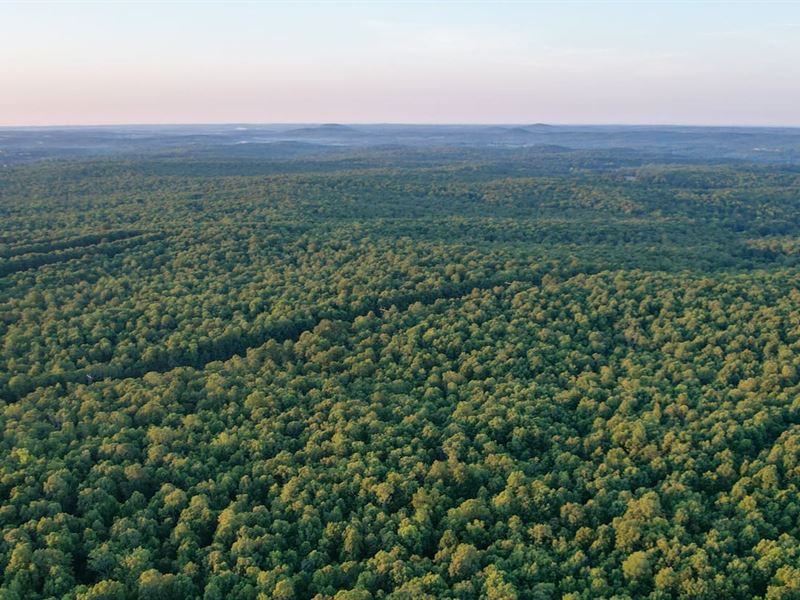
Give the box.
[2,1,799,126]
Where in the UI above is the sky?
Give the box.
[1,1,799,127]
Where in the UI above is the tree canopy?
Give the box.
[2,148,800,598]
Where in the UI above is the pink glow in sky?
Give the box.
[2,1,799,126]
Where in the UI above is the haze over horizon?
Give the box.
[4,122,800,130]
[2,1,800,127]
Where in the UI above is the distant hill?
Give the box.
[502,127,536,136]
[2,123,800,165]
[320,123,358,131]
[284,124,365,136]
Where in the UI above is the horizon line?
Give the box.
[2,121,800,130]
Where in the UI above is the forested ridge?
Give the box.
[2,148,800,599]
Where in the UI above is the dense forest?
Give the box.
[2,142,800,599]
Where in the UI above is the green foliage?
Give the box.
[2,152,800,598]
